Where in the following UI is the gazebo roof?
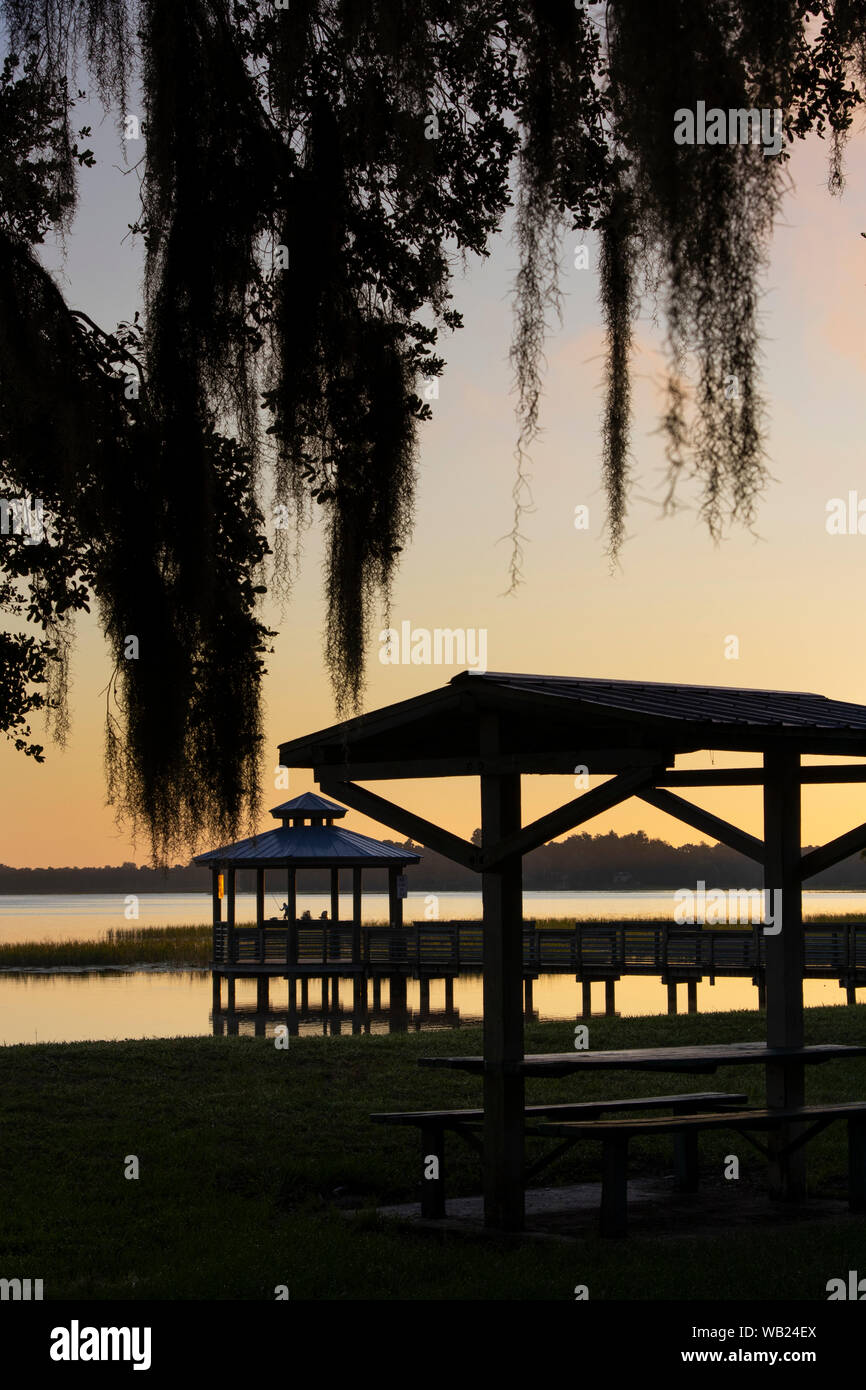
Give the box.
[278,671,866,776]
[194,800,421,868]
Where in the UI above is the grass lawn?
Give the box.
[1,1003,865,1299]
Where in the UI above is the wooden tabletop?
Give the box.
[418,1042,866,1077]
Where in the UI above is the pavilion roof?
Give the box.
[277,671,866,775]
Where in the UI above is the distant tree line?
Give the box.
[2,829,865,895]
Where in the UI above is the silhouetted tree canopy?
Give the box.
[1,1,865,861]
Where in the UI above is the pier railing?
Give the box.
[211,918,866,979]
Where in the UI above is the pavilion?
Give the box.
[277,670,866,1231]
[195,792,420,1008]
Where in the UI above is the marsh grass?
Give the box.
[0,923,211,969]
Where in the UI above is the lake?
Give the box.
[0,890,862,1045]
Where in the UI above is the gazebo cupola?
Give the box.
[194,792,421,969]
[269,792,346,828]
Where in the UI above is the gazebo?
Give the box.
[277,671,866,1231]
[195,792,421,1012]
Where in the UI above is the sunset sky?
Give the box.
[4,101,866,867]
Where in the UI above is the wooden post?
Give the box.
[481,748,524,1232]
[390,973,408,1021]
[581,979,593,1018]
[600,1135,629,1237]
[287,867,297,967]
[687,980,698,1014]
[351,977,363,1032]
[256,867,265,963]
[352,867,363,968]
[330,866,340,924]
[226,867,236,964]
[763,750,806,1199]
[667,980,678,1014]
[212,973,221,1011]
[605,978,616,1016]
[849,1116,866,1212]
[257,975,269,1011]
[211,870,222,963]
[388,865,404,928]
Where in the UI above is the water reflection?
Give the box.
[213,973,465,1036]
[0,968,858,1046]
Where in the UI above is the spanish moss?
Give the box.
[2,1,866,859]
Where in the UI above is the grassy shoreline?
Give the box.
[0,1003,864,1299]
[0,923,212,969]
[1,912,864,970]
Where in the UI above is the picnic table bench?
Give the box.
[372,1091,749,1219]
[531,1101,866,1235]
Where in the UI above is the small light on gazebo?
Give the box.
[217,873,224,900]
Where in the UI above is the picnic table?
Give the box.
[416,1041,866,1232]
[419,1041,866,1077]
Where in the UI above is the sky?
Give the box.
[3,71,866,867]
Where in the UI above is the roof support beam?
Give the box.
[661,765,866,787]
[660,769,765,787]
[479,767,660,871]
[313,751,671,780]
[799,820,866,881]
[637,788,764,863]
[317,779,480,871]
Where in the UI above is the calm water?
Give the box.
[0,890,862,1045]
[5,888,866,942]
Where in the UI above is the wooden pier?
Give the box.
[212,916,866,976]
[210,917,866,996]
